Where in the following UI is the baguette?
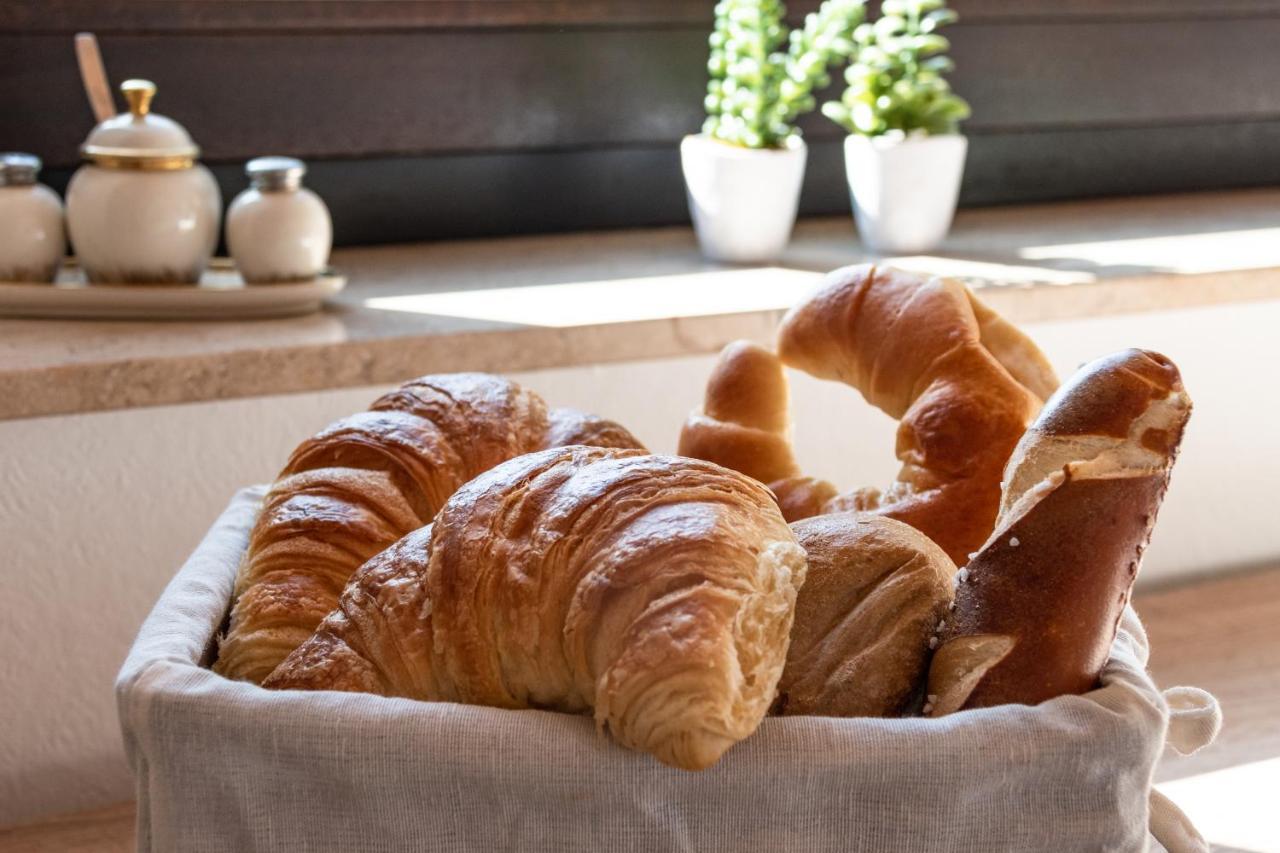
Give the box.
[927,348,1191,714]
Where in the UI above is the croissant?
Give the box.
[927,349,1191,714]
[680,265,1058,564]
[214,373,644,684]
[264,446,808,771]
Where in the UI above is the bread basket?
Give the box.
[116,486,1220,852]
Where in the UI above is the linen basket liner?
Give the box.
[117,486,1220,853]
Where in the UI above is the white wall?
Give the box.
[2,298,1277,825]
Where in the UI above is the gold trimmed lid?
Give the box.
[80,80,201,170]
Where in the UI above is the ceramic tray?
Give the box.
[0,258,345,320]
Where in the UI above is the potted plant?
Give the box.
[683,0,864,263]
[822,0,970,254]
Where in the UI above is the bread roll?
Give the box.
[775,513,954,717]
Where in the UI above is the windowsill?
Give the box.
[3,187,1280,422]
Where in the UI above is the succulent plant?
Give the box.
[703,0,866,149]
[821,0,970,137]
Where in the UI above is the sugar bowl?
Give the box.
[66,79,221,284]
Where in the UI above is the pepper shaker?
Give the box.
[226,157,332,284]
[0,153,65,283]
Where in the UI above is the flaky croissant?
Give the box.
[264,446,808,771]
[214,373,644,684]
[680,265,1058,564]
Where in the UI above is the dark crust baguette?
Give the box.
[927,348,1191,714]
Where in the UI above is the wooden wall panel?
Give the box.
[3,0,1278,245]
[10,17,1280,168]
[6,1,1280,33]
[30,119,1279,247]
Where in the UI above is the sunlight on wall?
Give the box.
[362,267,823,327]
[1021,227,1280,275]
[361,258,1104,327]
[884,255,1095,286]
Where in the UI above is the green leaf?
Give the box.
[822,100,851,126]
[923,8,959,30]
[875,16,907,38]
[915,34,950,55]
[852,101,880,131]
[922,55,954,73]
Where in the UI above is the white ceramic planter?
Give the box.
[681,134,807,264]
[844,132,967,255]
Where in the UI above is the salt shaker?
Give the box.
[0,153,66,283]
[226,157,332,284]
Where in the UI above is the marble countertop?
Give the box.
[4,188,1280,421]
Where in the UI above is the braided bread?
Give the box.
[214,373,644,684]
[680,265,1057,564]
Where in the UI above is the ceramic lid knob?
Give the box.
[121,78,157,117]
[80,79,201,166]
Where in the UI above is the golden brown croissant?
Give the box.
[681,265,1057,564]
[214,374,645,684]
[927,349,1191,714]
[774,513,954,718]
[264,446,808,771]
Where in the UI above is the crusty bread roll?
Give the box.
[265,447,808,771]
[927,348,1191,715]
[215,374,644,684]
[775,513,954,717]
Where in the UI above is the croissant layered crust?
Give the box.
[214,373,645,684]
[265,447,808,771]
